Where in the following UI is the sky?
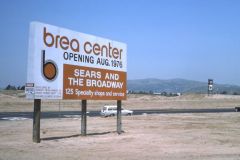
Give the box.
[0,0,240,87]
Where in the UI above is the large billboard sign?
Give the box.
[26,22,127,100]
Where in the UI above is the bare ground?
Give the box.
[0,92,240,160]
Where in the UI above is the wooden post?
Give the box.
[33,99,41,143]
[81,100,87,136]
[117,100,122,134]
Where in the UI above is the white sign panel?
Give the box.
[26,22,127,100]
[208,85,213,91]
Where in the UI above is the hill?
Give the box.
[127,78,240,94]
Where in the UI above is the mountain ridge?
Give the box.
[127,78,240,94]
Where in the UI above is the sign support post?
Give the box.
[33,99,41,143]
[117,100,122,134]
[81,100,87,136]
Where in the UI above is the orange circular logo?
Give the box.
[42,50,58,81]
[43,62,57,80]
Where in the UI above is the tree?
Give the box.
[5,85,16,90]
[20,86,25,90]
[5,85,11,90]
[149,90,153,95]
[161,92,167,96]
[221,91,227,95]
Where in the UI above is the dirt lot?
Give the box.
[0,91,240,160]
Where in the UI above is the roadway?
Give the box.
[0,108,236,121]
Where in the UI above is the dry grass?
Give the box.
[1,91,240,112]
